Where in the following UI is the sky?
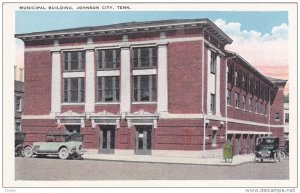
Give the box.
[15,11,289,93]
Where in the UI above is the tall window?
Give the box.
[133,75,157,102]
[63,78,85,103]
[210,51,217,74]
[212,130,217,147]
[64,51,85,71]
[249,97,253,112]
[210,93,216,114]
[227,89,231,106]
[235,92,240,108]
[97,77,120,102]
[97,49,120,70]
[234,70,238,86]
[227,64,234,84]
[285,113,289,123]
[15,122,21,132]
[133,47,157,68]
[242,96,246,110]
[255,100,258,113]
[264,104,268,115]
[15,96,22,112]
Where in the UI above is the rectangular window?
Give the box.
[234,70,238,86]
[242,96,246,110]
[227,89,231,106]
[255,100,258,113]
[15,122,21,132]
[210,51,217,74]
[285,113,289,123]
[64,51,85,71]
[133,75,157,102]
[227,64,234,84]
[212,130,217,147]
[265,104,268,115]
[97,49,120,70]
[15,96,22,111]
[210,93,216,114]
[249,97,253,112]
[63,78,85,103]
[97,76,120,102]
[260,102,264,114]
[133,47,157,69]
[275,113,280,121]
[235,92,240,108]
[256,81,261,97]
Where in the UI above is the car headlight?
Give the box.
[268,151,271,154]
[258,151,261,154]
[76,145,83,154]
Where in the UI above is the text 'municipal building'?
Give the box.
[15,19,286,157]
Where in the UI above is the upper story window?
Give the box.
[237,70,243,88]
[133,47,157,69]
[15,96,22,112]
[256,81,261,97]
[227,64,234,84]
[210,93,216,114]
[64,51,85,71]
[210,51,217,74]
[243,74,248,92]
[133,75,157,102]
[275,113,280,121]
[249,97,253,112]
[97,76,120,102]
[97,49,120,70]
[242,96,246,110]
[235,92,240,108]
[227,89,231,106]
[255,100,259,113]
[285,113,289,123]
[234,70,238,86]
[63,78,85,103]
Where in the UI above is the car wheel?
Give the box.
[24,146,33,158]
[58,147,69,160]
[260,158,263,163]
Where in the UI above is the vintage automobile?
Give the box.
[23,133,84,160]
[254,136,281,163]
[15,131,26,157]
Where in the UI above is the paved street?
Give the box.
[15,157,289,181]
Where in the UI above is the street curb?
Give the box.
[82,157,254,166]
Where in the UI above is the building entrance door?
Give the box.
[99,125,115,154]
[135,126,152,155]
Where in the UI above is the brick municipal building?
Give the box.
[15,19,286,157]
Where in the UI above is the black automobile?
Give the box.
[15,131,26,157]
[254,137,281,163]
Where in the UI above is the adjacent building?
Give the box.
[15,80,24,131]
[15,19,286,157]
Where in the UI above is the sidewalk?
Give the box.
[83,153,255,166]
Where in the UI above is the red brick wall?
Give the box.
[270,88,285,125]
[168,41,202,114]
[131,104,157,113]
[61,105,85,113]
[21,119,58,145]
[270,127,284,146]
[227,122,269,133]
[155,119,203,150]
[24,51,52,115]
[95,104,120,114]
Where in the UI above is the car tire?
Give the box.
[58,147,69,160]
[24,146,33,158]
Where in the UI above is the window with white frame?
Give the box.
[15,96,22,112]
[210,93,216,114]
[255,100,259,113]
[133,75,157,102]
[63,51,85,71]
[227,89,231,106]
[212,130,217,147]
[264,104,268,115]
[133,47,157,69]
[242,95,246,110]
[235,92,240,108]
[285,113,289,123]
[15,122,21,132]
[234,70,238,86]
[248,97,252,112]
[210,51,217,74]
[97,76,120,102]
[97,49,120,70]
[63,78,85,103]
